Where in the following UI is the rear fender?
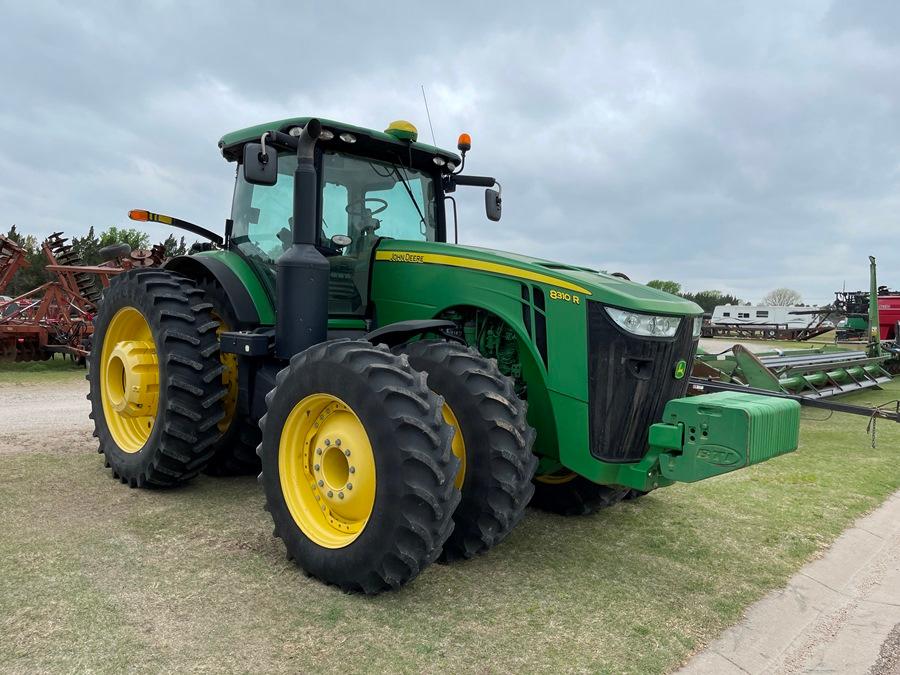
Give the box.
[165,252,273,328]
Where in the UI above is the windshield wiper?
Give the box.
[366,159,429,231]
[391,165,428,230]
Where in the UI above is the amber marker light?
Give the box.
[457,133,472,152]
[128,209,149,221]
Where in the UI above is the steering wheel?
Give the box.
[346,198,388,216]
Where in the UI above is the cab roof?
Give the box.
[218,116,461,168]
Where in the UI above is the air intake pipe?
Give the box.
[275,119,330,359]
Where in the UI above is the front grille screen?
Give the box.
[587,302,696,462]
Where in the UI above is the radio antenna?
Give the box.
[421,85,438,148]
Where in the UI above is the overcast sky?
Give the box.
[2,1,898,304]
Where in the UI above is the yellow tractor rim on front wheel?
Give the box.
[535,471,578,485]
[279,394,377,549]
[99,307,160,453]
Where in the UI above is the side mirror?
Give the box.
[243,141,278,186]
[485,188,502,222]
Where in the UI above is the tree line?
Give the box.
[646,280,803,313]
[2,225,193,297]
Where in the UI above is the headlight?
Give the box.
[692,316,703,339]
[605,307,681,338]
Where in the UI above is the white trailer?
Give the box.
[710,305,813,328]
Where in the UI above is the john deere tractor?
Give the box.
[89,117,801,593]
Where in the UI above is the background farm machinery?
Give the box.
[700,257,900,344]
[0,233,164,361]
[693,257,900,407]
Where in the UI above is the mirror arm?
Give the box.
[224,218,234,249]
[444,195,459,243]
[450,174,496,188]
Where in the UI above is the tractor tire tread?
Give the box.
[396,339,537,562]
[87,270,225,487]
[259,339,460,593]
[196,277,262,477]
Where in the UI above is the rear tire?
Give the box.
[258,339,460,593]
[197,278,261,476]
[397,340,537,561]
[531,472,629,516]
[87,269,226,487]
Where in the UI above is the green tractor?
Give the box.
[89,117,801,593]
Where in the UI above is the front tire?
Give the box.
[531,472,629,516]
[258,340,460,593]
[87,269,226,487]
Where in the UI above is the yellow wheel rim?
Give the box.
[278,394,377,549]
[535,470,578,485]
[99,307,160,453]
[213,313,238,434]
[442,403,466,490]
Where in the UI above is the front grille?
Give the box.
[587,302,696,462]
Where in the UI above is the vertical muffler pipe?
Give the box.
[275,118,330,359]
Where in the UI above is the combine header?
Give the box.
[694,344,891,399]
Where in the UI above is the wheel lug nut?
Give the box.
[344,449,351,457]
[316,448,322,455]
[335,439,341,446]
[338,492,344,499]
[349,467,355,474]
[327,490,333,498]
[324,439,331,447]
[314,464,320,471]
[318,480,324,487]
[347,483,353,490]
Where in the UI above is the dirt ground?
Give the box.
[0,378,93,455]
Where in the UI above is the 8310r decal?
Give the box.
[549,289,581,305]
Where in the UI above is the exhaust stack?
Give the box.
[275,119,330,359]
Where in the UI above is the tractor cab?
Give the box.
[220,118,462,316]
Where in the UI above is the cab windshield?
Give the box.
[230,150,439,314]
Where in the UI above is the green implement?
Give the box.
[694,344,892,399]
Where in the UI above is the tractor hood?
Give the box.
[375,240,703,316]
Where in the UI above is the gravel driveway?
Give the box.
[0,378,93,455]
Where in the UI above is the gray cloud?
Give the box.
[1,0,898,304]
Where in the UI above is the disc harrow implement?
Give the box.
[0,231,166,362]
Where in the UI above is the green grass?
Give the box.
[1,382,898,673]
[0,356,85,384]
